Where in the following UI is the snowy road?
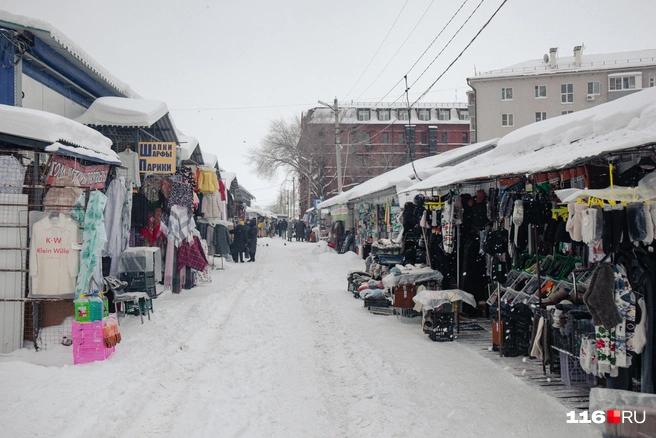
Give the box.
[0,238,598,438]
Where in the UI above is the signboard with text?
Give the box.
[330,204,348,221]
[46,155,109,190]
[138,142,176,174]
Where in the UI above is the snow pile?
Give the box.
[177,135,199,161]
[405,87,656,192]
[0,104,119,165]
[75,97,169,127]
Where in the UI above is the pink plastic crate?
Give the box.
[71,321,104,339]
[73,345,115,365]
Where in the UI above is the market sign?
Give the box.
[138,142,176,174]
[46,155,109,190]
[330,204,348,221]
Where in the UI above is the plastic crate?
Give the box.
[559,351,596,387]
[364,297,390,308]
[428,312,454,342]
[370,245,402,256]
[572,318,595,355]
[502,319,532,357]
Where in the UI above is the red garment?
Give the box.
[177,236,209,271]
[140,224,163,246]
[218,179,226,201]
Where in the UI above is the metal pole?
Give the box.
[334,98,343,194]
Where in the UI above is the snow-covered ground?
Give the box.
[0,238,598,438]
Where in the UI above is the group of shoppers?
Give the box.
[229,218,259,263]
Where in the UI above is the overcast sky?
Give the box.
[2,0,655,208]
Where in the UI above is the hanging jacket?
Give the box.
[197,169,219,193]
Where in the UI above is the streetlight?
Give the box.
[318,98,343,194]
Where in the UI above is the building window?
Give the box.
[357,109,371,121]
[398,132,405,144]
[462,132,468,143]
[502,114,514,127]
[535,112,547,122]
[609,75,639,91]
[358,132,371,144]
[420,132,427,144]
[534,85,547,98]
[587,81,601,95]
[501,87,513,100]
[378,109,390,121]
[561,83,574,103]
[381,133,389,144]
[417,109,431,121]
[458,109,470,121]
[441,132,448,143]
[562,110,574,115]
[650,77,655,87]
[397,109,410,121]
[438,109,451,121]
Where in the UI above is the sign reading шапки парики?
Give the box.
[138,142,176,174]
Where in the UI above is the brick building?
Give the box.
[298,102,471,213]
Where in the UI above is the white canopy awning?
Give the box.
[318,139,497,209]
[0,104,119,165]
[404,87,656,192]
[75,97,169,127]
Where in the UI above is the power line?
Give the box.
[404,0,471,79]
[411,0,509,107]
[169,102,315,111]
[408,0,486,90]
[343,0,410,101]
[354,0,436,101]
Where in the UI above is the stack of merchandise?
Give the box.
[72,291,121,364]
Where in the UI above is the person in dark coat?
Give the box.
[230,220,247,262]
[247,218,258,262]
[295,220,306,242]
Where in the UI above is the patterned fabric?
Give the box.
[168,205,195,247]
[103,177,127,277]
[176,165,196,188]
[44,186,84,213]
[168,181,194,211]
[593,264,637,377]
[177,236,209,271]
[441,201,454,254]
[141,177,162,203]
[121,181,133,253]
[194,239,212,284]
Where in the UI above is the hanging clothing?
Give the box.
[102,177,127,277]
[194,239,213,284]
[44,186,84,214]
[201,191,224,218]
[30,213,81,297]
[177,236,209,272]
[121,182,133,250]
[213,224,232,256]
[197,168,219,193]
[168,181,194,212]
[0,155,26,194]
[441,201,454,254]
[117,149,141,188]
[168,205,195,247]
[75,191,107,299]
[218,179,227,201]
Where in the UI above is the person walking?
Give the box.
[229,220,247,262]
[247,218,258,262]
[295,219,306,242]
[287,219,294,242]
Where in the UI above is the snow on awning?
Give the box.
[317,139,497,209]
[246,206,275,218]
[0,104,119,165]
[202,151,218,169]
[403,87,656,193]
[75,97,169,127]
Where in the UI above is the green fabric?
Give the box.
[74,190,107,299]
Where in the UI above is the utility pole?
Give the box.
[318,98,343,194]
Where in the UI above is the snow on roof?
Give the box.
[222,171,237,188]
[75,97,168,127]
[403,87,656,192]
[0,103,119,164]
[177,135,199,161]
[306,103,469,126]
[471,48,656,80]
[0,10,139,98]
[202,151,218,169]
[317,140,497,209]
[246,206,276,218]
